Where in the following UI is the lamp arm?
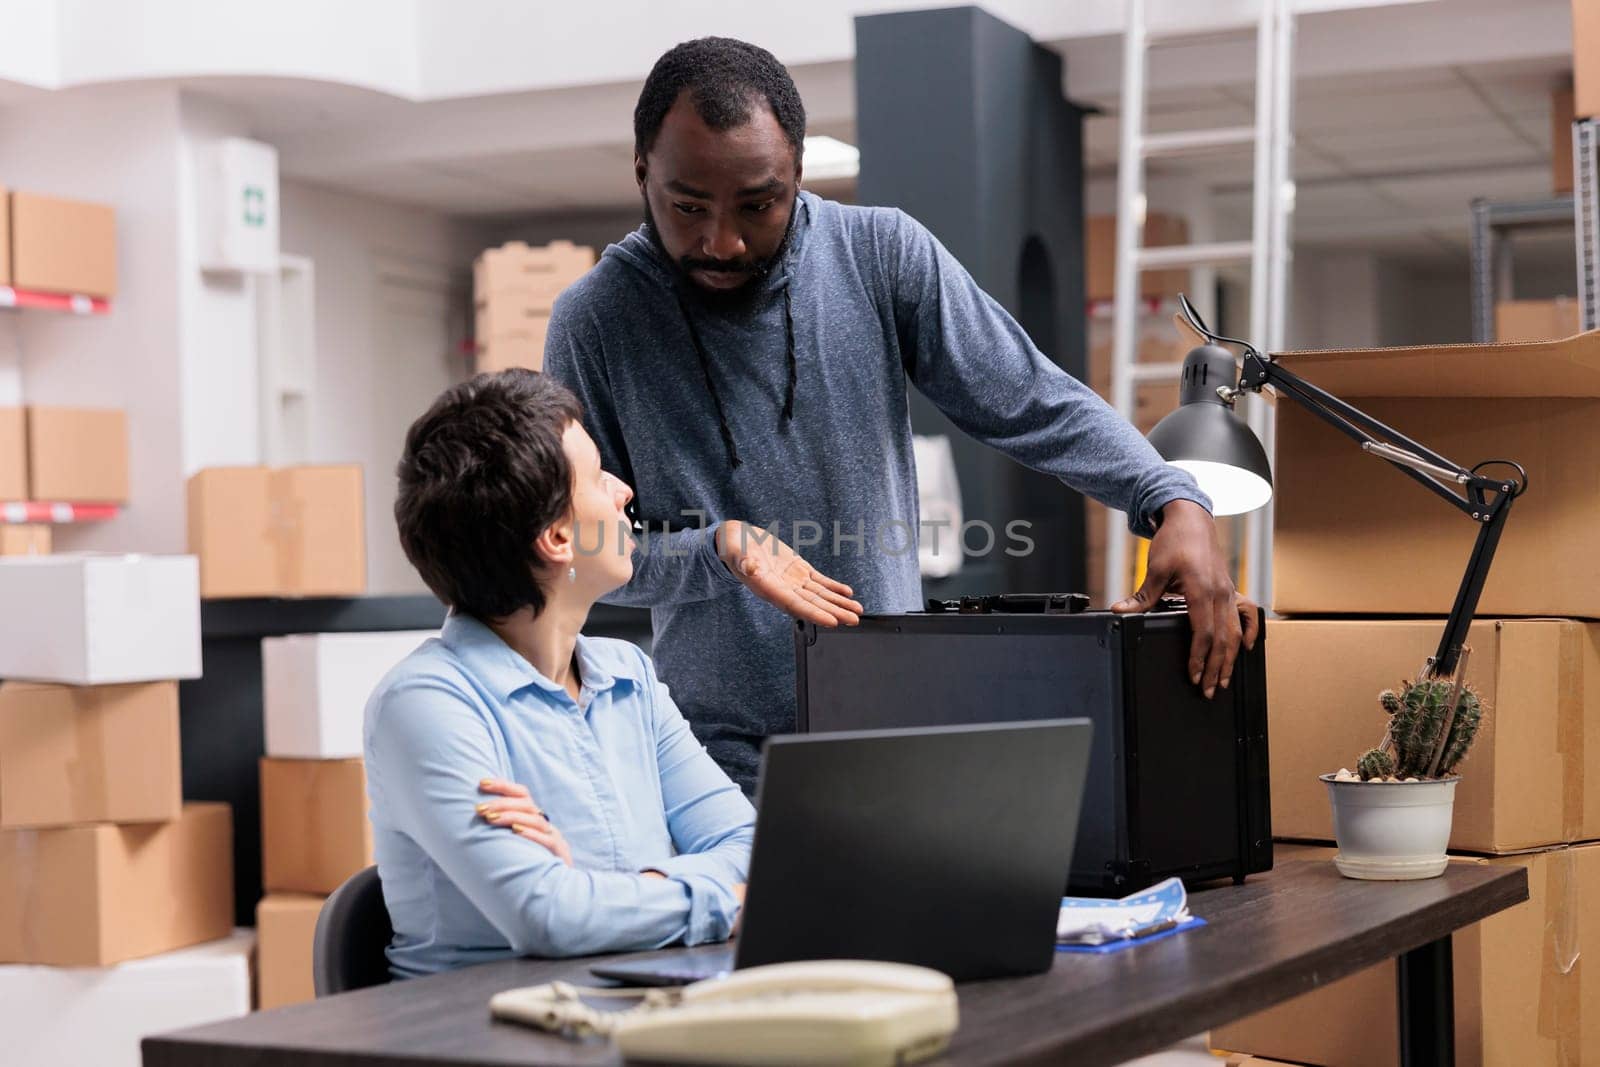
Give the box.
[1239,350,1525,678]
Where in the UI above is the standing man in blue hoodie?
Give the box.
[546,37,1260,794]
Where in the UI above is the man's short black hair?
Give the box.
[634,36,806,162]
[395,370,582,621]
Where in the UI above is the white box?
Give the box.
[197,137,280,273]
[0,930,252,1067]
[0,555,202,683]
[263,630,438,758]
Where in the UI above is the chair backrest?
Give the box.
[312,865,393,997]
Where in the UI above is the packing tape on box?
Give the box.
[1536,847,1582,1064]
[1557,628,1586,843]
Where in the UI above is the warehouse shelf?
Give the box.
[0,501,120,524]
[0,286,111,315]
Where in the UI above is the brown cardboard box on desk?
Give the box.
[257,893,325,1009]
[0,802,233,965]
[188,465,365,598]
[261,757,372,894]
[1267,619,1600,854]
[1272,330,1600,618]
[1214,843,1598,1067]
[26,406,129,502]
[0,681,181,829]
[9,192,117,298]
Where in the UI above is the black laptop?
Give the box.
[590,719,1092,985]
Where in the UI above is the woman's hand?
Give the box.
[477,778,572,866]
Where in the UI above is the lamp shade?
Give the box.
[1146,345,1274,517]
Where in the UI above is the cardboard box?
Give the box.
[261,757,372,894]
[1578,0,1600,119]
[1214,843,1597,1067]
[0,554,201,684]
[187,466,274,597]
[257,893,324,1009]
[9,191,117,298]
[474,239,594,304]
[1085,213,1190,304]
[1264,619,1600,853]
[0,931,252,1067]
[0,681,181,829]
[476,300,552,345]
[0,802,233,966]
[187,465,365,598]
[0,407,27,501]
[0,524,48,556]
[26,406,130,503]
[0,186,9,286]
[1272,331,1600,618]
[1553,86,1576,194]
[477,323,551,375]
[1495,297,1581,342]
[274,465,365,596]
[263,630,436,759]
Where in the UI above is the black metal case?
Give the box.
[794,603,1271,895]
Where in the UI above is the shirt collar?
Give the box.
[440,613,634,702]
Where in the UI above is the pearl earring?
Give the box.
[567,566,577,583]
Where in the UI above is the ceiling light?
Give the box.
[803,136,860,181]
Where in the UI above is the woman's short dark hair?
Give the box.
[395,370,582,620]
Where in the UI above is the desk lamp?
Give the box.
[1147,295,1528,679]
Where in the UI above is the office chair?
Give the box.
[312,865,393,996]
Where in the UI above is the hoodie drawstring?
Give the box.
[675,284,798,473]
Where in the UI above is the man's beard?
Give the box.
[642,194,798,309]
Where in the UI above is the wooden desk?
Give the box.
[143,860,1527,1067]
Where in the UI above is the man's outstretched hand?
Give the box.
[717,520,863,627]
[1111,499,1260,699]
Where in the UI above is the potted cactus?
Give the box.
[1320,650,1484,881]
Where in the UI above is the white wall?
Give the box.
[177,91,262,475]
[0,85,187,554]
[279,180,497,594]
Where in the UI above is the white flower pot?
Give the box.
[1321,774,1459,880]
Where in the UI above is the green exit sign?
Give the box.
[243,186,267,227]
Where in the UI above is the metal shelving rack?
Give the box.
[1575,117,1600,332]
[1468,117,1600,341]
[1467,197,1573,342]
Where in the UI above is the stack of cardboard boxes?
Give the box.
[474,240,596,374]
[0,554,246,1063]
[1212,329,1600,1064]
[187,465,366,598]
[255,629,437,1008]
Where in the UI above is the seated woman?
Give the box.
[367,369,754,978]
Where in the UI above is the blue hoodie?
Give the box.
[545,191,1208,793]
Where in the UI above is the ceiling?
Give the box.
[197,24,1576,272]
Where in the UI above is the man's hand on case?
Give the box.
[1111,499,1261,699]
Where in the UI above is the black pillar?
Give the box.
[854,5,1088,596]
